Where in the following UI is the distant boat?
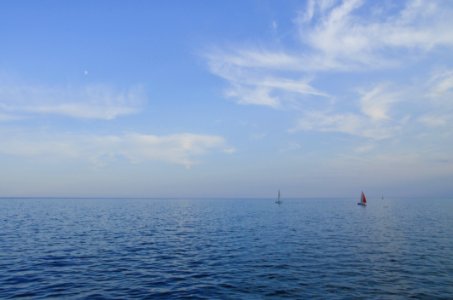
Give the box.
[357,191,367,206]
[275,190,282,205]
[381,194,384,200]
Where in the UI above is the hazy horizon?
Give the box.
[1,1,453,198]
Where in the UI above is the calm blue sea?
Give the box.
[0,197,452,299]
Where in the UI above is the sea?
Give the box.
[0,197,452,299]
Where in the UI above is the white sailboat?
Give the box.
[275,190,282,205]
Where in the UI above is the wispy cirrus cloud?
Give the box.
[426,69,453,100]
[417,69,453,129]
[206,48,326,108]
[359,84,402,122]
[297,0,453,70]
[417,115,448,128]
[0,112,23,122]
[290,71,453,151]
[0,131,234,169]
[207,0,453,78]
[206,0,453,143]
[115,133,235,168]
[290,108,405,140]
[0,80,146,120]
[206,49,304,71]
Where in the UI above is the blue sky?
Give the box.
[1,0,453,198]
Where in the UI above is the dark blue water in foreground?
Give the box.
[0,198,452,299]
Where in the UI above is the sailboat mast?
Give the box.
[276,190,282,204]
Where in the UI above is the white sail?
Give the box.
[276,190,282,204]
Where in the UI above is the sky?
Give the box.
[1,0,453,198]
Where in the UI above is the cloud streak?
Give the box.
[295,83,404,140]
[297,0,453,70]
[291,109,404,140]
[0,131,234,169]
[206,0,453,144]
[206,48,328,108]
[0,81,146,120]
[207,0,453,81]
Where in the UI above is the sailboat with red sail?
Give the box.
[357,191,367,206]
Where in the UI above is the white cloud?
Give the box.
[359,84,401,121]
[416,69,453,129]
[225,85,279,108]
[206,0,453,113]
[0,112,23,122]
[205,0,453,147]
[206,48,327,108]
[279,141,303,153]
[207,49,303,71]
[271,20,278,32]
[120,133,233,168]
[0,131,234,169]
[418,115,448,128]
[291,110,401,140]
[207,0,453,77]
[0,81,146,120]
[427,70,453,98]
[354,143,375,153]
[290,82,407,140]
[297,0,453,70]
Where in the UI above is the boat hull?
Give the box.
[357,203,366,206]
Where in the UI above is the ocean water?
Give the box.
[0,197,452,299]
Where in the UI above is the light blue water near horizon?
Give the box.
[0,197,452,299]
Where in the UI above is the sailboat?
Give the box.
[275,190,282,205]
[357,191,367,206]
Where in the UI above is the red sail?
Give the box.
[361,192,367,203]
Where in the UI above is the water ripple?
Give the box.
[0,197,452,299]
